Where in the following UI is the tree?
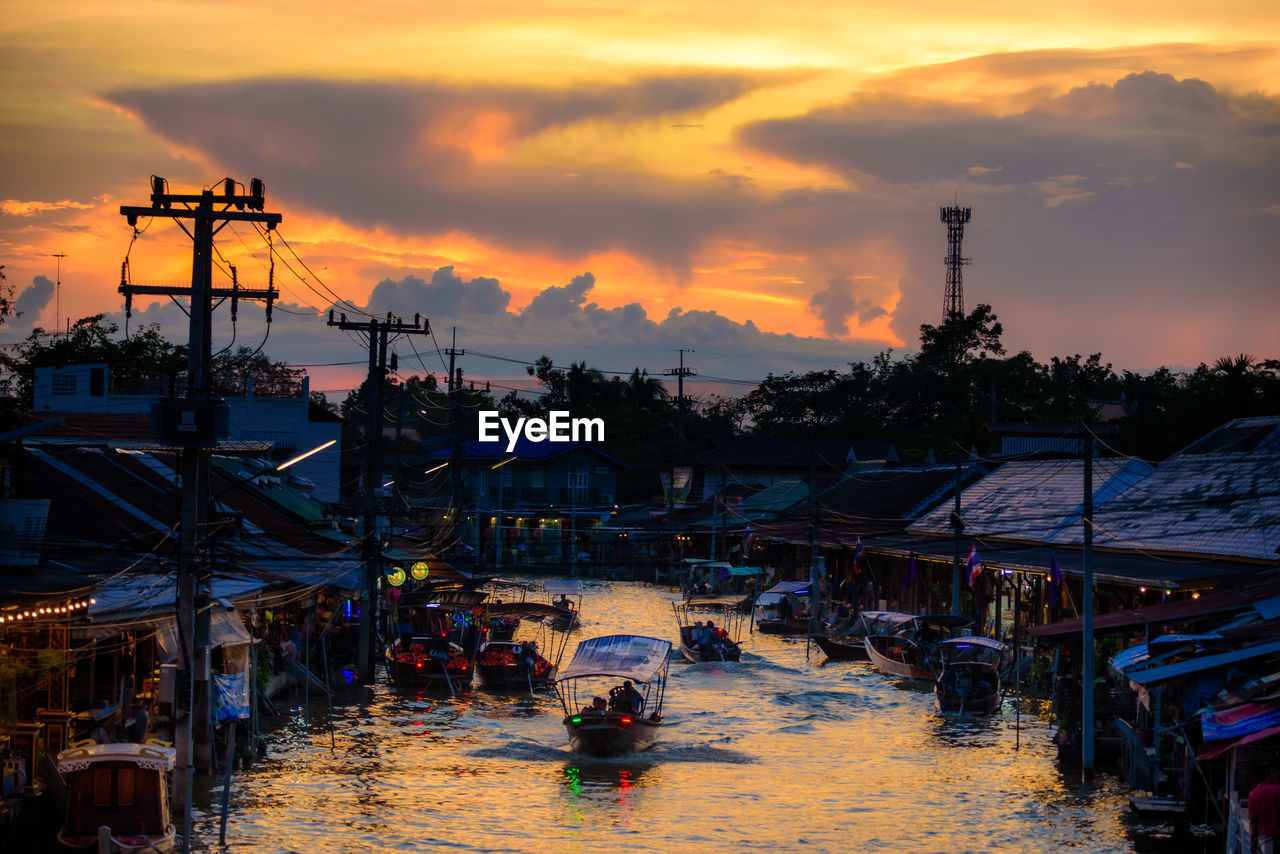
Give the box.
[0,266,13,324]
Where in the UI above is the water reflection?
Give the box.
[190,581,1141,853]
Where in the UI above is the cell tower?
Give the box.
[939,205,972,319]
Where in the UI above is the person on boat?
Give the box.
[691,621,706,647]
[622,681,644,714]
[1251,764,1280,854]
[700,621,718,655]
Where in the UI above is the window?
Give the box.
[530,469,544,488]
[116,767,136,806]
[567,466,590,502]
[502,467,512,487]
[92,767,113,806]
[52,374,77,396]
[89,367,105,397]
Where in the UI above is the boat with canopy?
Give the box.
[555,634,671,756]
[753,581,815,635]
[811,610,917,661]
[864,614,972,681]
[931,635,1008,715]
[57,743,176,853]
[475,601,574,691]
[542,579,584,631]
[384,587,489,692]
[672,594,749,662]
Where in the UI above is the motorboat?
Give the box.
[475,602,573,691]
[810,609,917,662]
[752,581,815,635]
[672,594,748,662]
[932,636,1008,715]
[556,634,671,756]
[57,742,176,853]
[863,614,972,681]
[543,579,584,631]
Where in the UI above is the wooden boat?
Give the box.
[672,594,748,662]
[864,614,973,681]
[556,634,671,756]
[543,579,584,631]
[810,610,918,661]
[753,581,815,635]
[57,743,176,853]
[475,602,573,691]
[385,585,491,691]
[385,635,475,691]
[475,640,557,690]
[864,633,935,680]
[932,636,1008,714]
[810,633,867,661]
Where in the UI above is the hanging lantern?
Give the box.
[411,561,430,581]
[386,566,407,587]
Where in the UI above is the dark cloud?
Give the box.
[366,267,510,318]
[13,275,54,319]
[733,70,1280,360]
[808,275,888,337]
[103,74,776,272]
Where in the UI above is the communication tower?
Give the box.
[939,205,972,319]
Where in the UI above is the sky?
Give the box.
[1,1,1277,401]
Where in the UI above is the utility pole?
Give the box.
[119,176,281,854]
[444,329,466,559]
[48,253,66,337]
[950,451,964,616]
[327,311,429,683]
[1081,424,1096,776]
[664,349,696,438]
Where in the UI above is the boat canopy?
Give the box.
[486,601,573,621]
[682,594,750,610]
[558,634,671,683]
[544,580,584,596]
[397,589,488,609]
[935,636,1008,652]
[912,614,974,628]
[762,581,811,595]
[58,743,176,774]
[858,610,916,626]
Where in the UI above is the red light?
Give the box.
[620,717,632,725]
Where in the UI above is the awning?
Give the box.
[1125,639,1280,688]
[763,581,811,595]
[1199,723,1280,761]
[544,580,584,596]
[557,634,671,683]
[156,608,254,663]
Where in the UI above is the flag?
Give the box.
[902,552,919,591]
[853,535,865,575]
[744,525,755,553]
[966,544,983,588]
[1048,553,1063,608]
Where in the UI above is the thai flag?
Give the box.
[853,535,865,574]
[902,552,919,591]
[1048,553,1064,607]
[744,525,755,553]
[966,544,983,588]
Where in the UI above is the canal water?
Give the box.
[191,580,1146,853]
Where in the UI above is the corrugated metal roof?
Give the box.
[1046,451,1280,562]
[908,458,1153,542]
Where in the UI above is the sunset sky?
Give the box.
[2,2,1277,398]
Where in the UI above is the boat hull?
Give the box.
[864,635,932,680]
[677,626,741,663]
[387,655,474,691]
[935,662,1001,714]
[564,713,661,756]
[755,618,810,635]
[59,830,176,854]
[476,662,557,690]
[811,634,868,661]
